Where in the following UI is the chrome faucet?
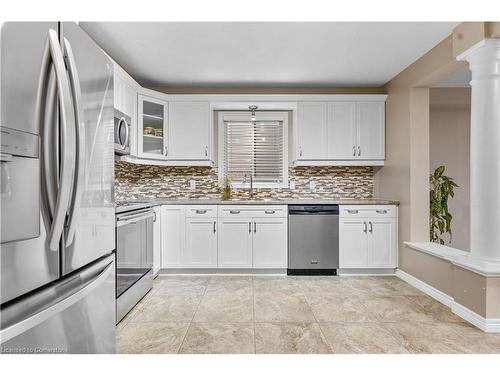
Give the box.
[244,173,254,199]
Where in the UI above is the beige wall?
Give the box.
[430,88,471,251]
[377,23,500,319]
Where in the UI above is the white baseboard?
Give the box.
[395,269,500,333]
[452,303,500,333]
[395,269,453,308]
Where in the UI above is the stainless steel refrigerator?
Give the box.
[0,22,116,354]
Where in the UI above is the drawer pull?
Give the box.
[376,210,388,214]
[229,210,240,214]
[347,209,359,214]
[195,209,207,214]
[264,210,276,214]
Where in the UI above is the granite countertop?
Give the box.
[116,198,400,206]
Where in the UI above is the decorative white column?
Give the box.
[458,39,500,261]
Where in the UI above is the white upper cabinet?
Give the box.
[327,102,357,160]
[356,102,385,160]
[168,101,210,160]
[297,102,328,160]
[138,94,169,160]
[114,72,136,118]
[295,98,386,165]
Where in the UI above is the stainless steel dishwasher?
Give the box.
[288,205,339,275]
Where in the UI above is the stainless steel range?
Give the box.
[115,202,155,322]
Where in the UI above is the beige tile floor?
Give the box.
[117,275,500,354]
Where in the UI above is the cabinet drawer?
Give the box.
[185,205,218,218]
[339,205,396,218]
[218,205,287,218]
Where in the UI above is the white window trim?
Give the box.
[217,111,289,189]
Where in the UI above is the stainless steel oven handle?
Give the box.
[117,210,154,227]
[64,37,85,247]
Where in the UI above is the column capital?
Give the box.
[457,38,500,62]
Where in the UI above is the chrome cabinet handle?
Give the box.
[352,146,356,156]
[153,211,157,222]
[254,222,257,233]
[213,221,216,233]
[376,209,388,214]
[164,146,168,156]
[230,210,240,214]
[299,147,303,157]
[205,146,208,157]
[64,37,87,247]
[363,222,367,233]
[37,29,76,251]
[369,221,373,233]
[249,222,252,233]
[264,210,275,214]
[347,209,359,214]
[195,209,207,214]
[357,146,361,156]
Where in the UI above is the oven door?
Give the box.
[115,209,154,299]
[114,110,130,155]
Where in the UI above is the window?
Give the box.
[218,112,288,188]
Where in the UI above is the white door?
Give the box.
[356,102,385,160]
[161,206,185,268]
[123,83,136,119]
[297,102,327,160]
[113,73,124,113]
[138,94,168,160]
[152,206,161,276]
[252,218,287,268]
[185,218,218,268]
[168,101,210,160]
[327,102,357,160]
[339,219,368,268]
[217,218,253,268]
[367,218,396,268]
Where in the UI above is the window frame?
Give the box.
[217,111,289,189]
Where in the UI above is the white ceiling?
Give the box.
[80,22,459,87]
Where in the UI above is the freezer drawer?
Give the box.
[0,254,116,354]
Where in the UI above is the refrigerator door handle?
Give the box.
[63,37,85,247]
[0,257,114,344]
[37,29,77,251]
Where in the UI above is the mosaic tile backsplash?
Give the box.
[115,161,374,201]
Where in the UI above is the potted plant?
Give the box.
[220,176,232,200]
[430,165,459,245]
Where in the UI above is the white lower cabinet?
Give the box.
[339,205,397,269]
[252,218,287,268]
[160,206,185,268]
[185,218,218,268]
[217,218,253,268]
[339,219,367,268]
[152,206,161,276]
[368,218,396,268]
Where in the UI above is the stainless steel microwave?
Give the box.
[114,109,131,155]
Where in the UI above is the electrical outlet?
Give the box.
[309,180,316,190]
[289,180,296,190]
[189,180,196,190]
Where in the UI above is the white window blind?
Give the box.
[223,120,284,185]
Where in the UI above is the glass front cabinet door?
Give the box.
[138,94,168,159]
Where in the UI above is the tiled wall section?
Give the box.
[115,161,374,201]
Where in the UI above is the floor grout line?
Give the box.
[175,277,209,354]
